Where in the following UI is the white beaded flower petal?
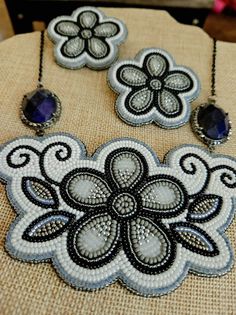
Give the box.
[108,48,201,128]
[0,133,235,297]
[47,7,128,70]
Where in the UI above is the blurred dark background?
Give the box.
[0,0,236,42]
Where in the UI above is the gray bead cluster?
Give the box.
[75,215,118,259]
[130,217,170,264]
[141,179,183,211]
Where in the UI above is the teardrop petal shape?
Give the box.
[22,177,59,208]
[164,72,191,91]
[128,88,153,112]
[22,211,75,242]
[105,148,148,189]
[94,22,119,37]
[79,11,98,28]
[63,37,85,57]
[123,217,176,274]
[145,53,168,77]
[158,90,182,116]
[88,38,108,58]
[56,21,80,36]
[118,66,147,87]
[187,194,222,222]
[139,175,187,217]
[60,169,111,209]
[67,212,120,268]
[170,222,219,256]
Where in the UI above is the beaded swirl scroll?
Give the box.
[47,7,128,69]
[0,133,235,296]
[108,48,200,129]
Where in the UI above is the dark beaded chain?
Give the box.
[20,30,61,137]
[37,30,44,88]
[207,38,217,152]
[210,38,217,99]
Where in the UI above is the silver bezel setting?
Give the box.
[191,103,232,148]
[20,88,61,134]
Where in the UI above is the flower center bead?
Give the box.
[111,192,138,218]
[81,29,93,39]
[149,79,162,90]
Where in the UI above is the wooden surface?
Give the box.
[73,0,214,8]
[1,0,236,42]
[0,0,13,40]
[31,0,214,8]
[204,12,236,42]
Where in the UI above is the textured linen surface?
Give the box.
[0,8,236,315]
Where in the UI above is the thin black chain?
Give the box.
[38,30,45,88]
[211,38,217,97]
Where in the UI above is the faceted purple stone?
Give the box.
[22,89,57,123]
[198,104,230,140]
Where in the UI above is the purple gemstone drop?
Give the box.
[197,104,230,140]
[22,89,58,123]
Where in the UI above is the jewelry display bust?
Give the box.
[0,7,235,315]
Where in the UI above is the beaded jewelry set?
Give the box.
[0,7,235,297]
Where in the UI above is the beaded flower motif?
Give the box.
[0,134,235,296]
[47,7,127,69]
[108,48,200,128]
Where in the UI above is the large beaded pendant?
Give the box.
[20,87,61,136]
[20,31,61,136]
[190,39,232,151]
[191,97,232,151]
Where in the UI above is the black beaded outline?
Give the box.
[56,11,120,60]
[156,90,183,118]
[60,168,112,210]
[116,64,156,117]
[67,211,121,268]
[211,165,236,189]
[6,142,72,186]
[85,36,110,60]
[178,152,211,197]
[122,218,177,275]
[22,210,76,242]
[76,10,100,29]
[39,142,72,186]
[142,53,194,95]
[187,194,223,223]
[2,136,235,295]
[136,174,189,219]
[179,153,236,195]
[6,145,40,169]
[170,222,219,257]
[116,52,194,118]
[104,147,149,190]
[55,19,80,38]
[163,70,194,93]
[124,88,154,116]
[22,176,59,209]
[143,52,170,79]
[116,64,147,89]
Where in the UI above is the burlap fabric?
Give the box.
[0,8,235,315]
